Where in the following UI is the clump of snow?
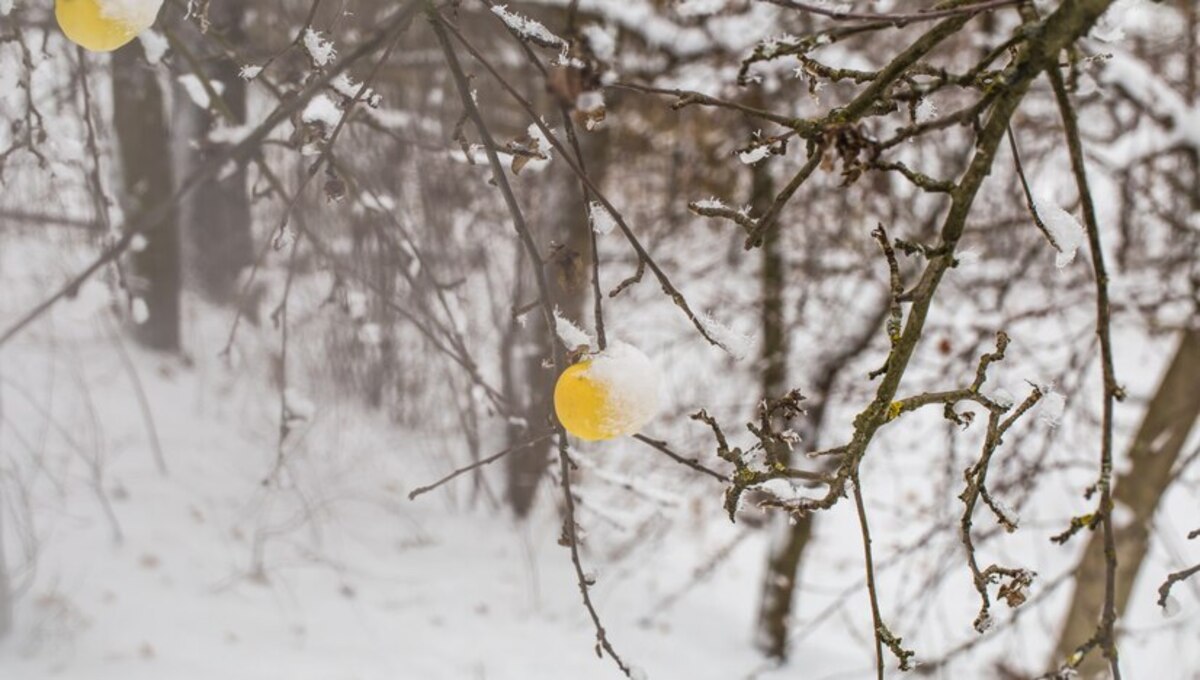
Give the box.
[176,74,224,109]
[239,64,263,80]
[581,24,616,62]
[0,0,13,17]
[738,144,771,165]
[97,0,163,27]
[491,5,565,48]
[527,123,553,159]
[1032,192,1085,268]
[700,311,756,361]
[332,72,382,107]
[584,342,663,437]
[1038,389,1066,428]
[303,28,337,66]
[589,202,617,235]
[302,93,343,132]
[138,29,168,64]
[577,90,604,113]
[555,309,593,349]
[130,297,150,324]
[915,98,938,124]
[990,387,1015,409]
[758,478,802,504]
[692,197,729,211]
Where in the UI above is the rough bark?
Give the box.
[171,1,253,301]
[113,43,181,351]
[1052,329,1200,677]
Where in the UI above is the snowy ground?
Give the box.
[0,322,819,680]
[0,236,1197,680]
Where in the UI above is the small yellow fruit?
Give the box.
[553,343,662,442]
[555,361,620,441]
[56,0,160,53]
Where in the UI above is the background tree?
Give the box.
[170,1,253,302]
[112,41,180,350]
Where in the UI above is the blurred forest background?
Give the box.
[0,0,1198,678]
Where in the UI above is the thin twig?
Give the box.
[1049,65,1124,680]
[408,433,554,500]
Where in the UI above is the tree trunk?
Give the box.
[171,1,253,302]
[748,143,814,657]
[113,43,181,351]
[1051,329,1200,677]
[504,125,607,517]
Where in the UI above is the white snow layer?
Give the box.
[589,202,617,235]
[97,0,163,27]
[738,145,771,165]
[303,28,337,66]
[138,29,168,63]
[491,4,566,47]
[302,94,343,131]
[1038,390,1066,428]
[584,342,662,437]
[1032,192,1085,268]
[555,309,593,349]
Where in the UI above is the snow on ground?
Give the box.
[2,306,1196,680]
[0,263,830,680]
[0,221,1197,680]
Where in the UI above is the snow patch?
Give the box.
[491,5,565,47]
[138,29,168,64]
[97,0,163,27]
[738,144,771,165]
[555,309,593,350]
[176,74,224,109]
[589,202,617,236]
[1038,389,1066,428]
[1032,192,1085,268]
[700,312,755,361]
[302,94,343,132]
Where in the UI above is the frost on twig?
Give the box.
[490,4,566,49]
[302,28,337,67]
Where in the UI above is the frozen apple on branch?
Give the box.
[554,341,662,442]
[56,0,163,52]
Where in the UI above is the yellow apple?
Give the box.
[57,0,162,53]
